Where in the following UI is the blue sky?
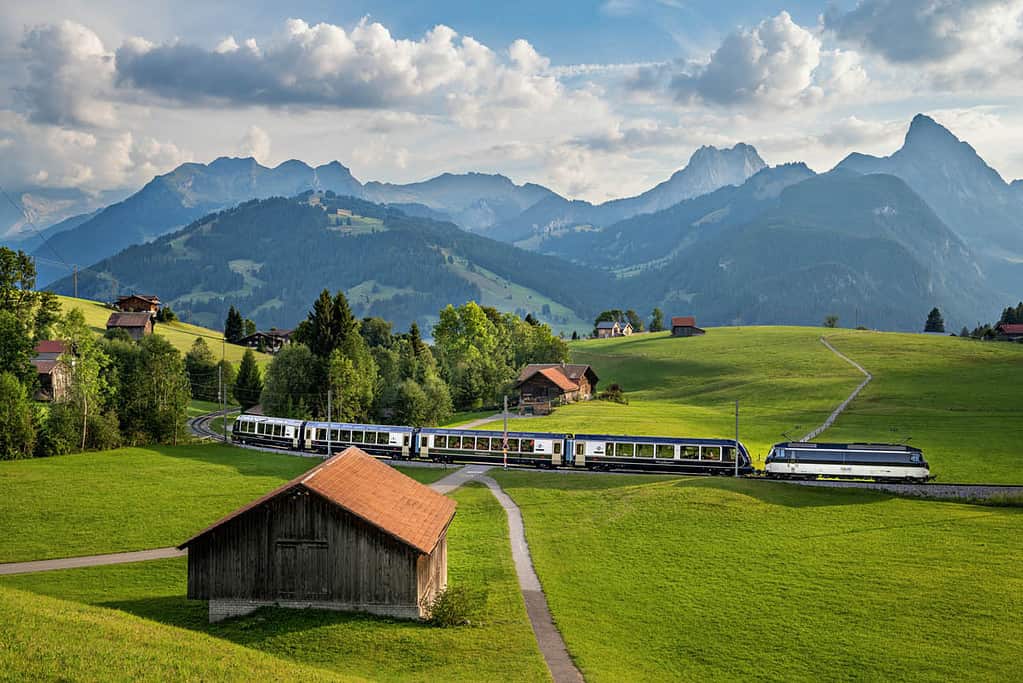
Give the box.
[1,0,1021,224]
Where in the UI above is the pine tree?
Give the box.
[649,308,664,332]
[224,306,244,343]
[924,307,945,333]
[234,349,263,410]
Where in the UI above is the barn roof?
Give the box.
[516,363,597,383]
[998,323,1023,334]
[118,294,160,304]
[106,312,152,328]
[34,340,66,354]
[532,367,579,391]
[595,321,618,329]
[179,448,456,555]
[671,316,697,327]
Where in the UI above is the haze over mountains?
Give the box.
[30,114,1023,332]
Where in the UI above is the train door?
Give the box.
[565,438,574,466]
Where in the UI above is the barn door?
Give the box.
[274,540,330,601]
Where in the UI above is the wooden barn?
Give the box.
[671,316,706,337]
[31,341,70,402]
[595,321,633,338]
[116,294,161,314]
[179,447,456,623]
[515,363,599,414]
[106,312,153,340]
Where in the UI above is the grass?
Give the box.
[442,409,500,427]
[54,294,272,366]
[492,470,1023,682]
[0,444,449,563]
[493,327,1023,483]
[0,483,548,682]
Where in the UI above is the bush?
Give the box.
[597,383,628,405]
[427,584,487,627]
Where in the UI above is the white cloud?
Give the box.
[238,125,271,164]
[16,20,116,127]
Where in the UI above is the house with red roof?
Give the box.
[180,447,456,622]
[671,316,706,338]
[514,363,599,414]
[996,323,1023,342]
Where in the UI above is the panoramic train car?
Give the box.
[232,415,305,450]
[764,442,930,481]
[418,427,567,467]
[301,421,415,458]
[571,433,754,474]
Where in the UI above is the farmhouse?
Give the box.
[106,312,153,340]
[238,329,292,354]
[115,294,161,314]
[515,363,599,414]
[180,447,456,623]
[671,316,706,337]
[595,321,633,338]
[996,323,1023,341]
[31,340,70,401]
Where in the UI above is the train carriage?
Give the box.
[418,428,566,467]
[765,442,930,481]
[232,415,304,451]
[571,433,754,474]
[302,421,414,458]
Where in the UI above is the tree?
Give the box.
[260,344,318,418]
[571,330,579,341]
[649,308,665,332]
[0,372,35,459]
[0,310,36,387]
[823,315,839,328]
[217,359,236,404]
[33,291,61,340]
[394,378,429,426]
[327,348,376,422]
[234,349,263,409]
[0,248,38,320]
[126,335,190,445]
[155,306,177,323]
[924,307,945,333]
[224,306,244,343]
[56,308,112,451]
[625,309,644,332]
[184,337,218,401]
[360,317,393,348]
[998,302,1023,325]
[293,289,358,359]
[243,318,257,337]
[959,326,970,338]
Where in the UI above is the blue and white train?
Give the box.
[764,441,930,482]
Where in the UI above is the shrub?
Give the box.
[427,585,487,627]
[598,383,628,405]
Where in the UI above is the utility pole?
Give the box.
[72,265,78,299]
[734,399,740,477]
[502,395,508,470]
[327,389,333,457]
[221,336,227,443]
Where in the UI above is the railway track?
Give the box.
[189,410,1022,502]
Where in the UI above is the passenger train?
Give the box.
[232,415,930,481]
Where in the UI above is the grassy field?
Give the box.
[495,327,1023,483]
[0,444,451,563]
[493,470,1023,681]
[54,294,272,366]
[0,484,548,682]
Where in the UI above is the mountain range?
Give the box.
[30,114,1023,332]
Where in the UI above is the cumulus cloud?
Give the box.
[114,18,563,117]
[16,20,116,127]
[238,125,271,163]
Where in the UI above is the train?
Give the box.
[231,414,932,481]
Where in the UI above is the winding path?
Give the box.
[0,547,185,576]
[799,336,873,442]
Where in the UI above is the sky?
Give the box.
[2,0,1022,205]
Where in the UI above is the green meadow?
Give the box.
[492,470,1023,681]
[0,483,547,681]
[497,327,1023,483]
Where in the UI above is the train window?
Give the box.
[576,443,585,456]
[521,439,534,453]
[274,424,283,437]
[682,446,700,459]
[434,435,447,448]
[636,443,655,458]
[404,434,411,446]
[377,432,390,445]
[723,447,736,462]
[910,453,921,463]
[616,443,635,457]
[447,436,460,448]
[656,445,675,459]
[316,428,325,440]
[351,431,363,443]
[702,446,721,461]
[338,430,349,441]
[605,442,615,456]
[553,442,562,455]
[507,438,519,452]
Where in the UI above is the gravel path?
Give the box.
[0,547,185,576]
[780,479,1023,501]
[799,336,873,442]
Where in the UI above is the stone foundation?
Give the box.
[208,598,423,623]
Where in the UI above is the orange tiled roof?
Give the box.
[672,316,697,327]
[180,448,456,554]
[106,312,152,328]
[536,367,580,392]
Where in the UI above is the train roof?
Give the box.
[236,415,305,427]
[773,441,921,452]
[420,427,567,439]
[304,421,415,433]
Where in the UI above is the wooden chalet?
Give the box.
[515,363,599,415]
[180,447,456,623]
[996,323,1023,342]
[671,316,706,337]
[595,321,633,338]
[238,329,293,354]
[106,312,153,340]
[116,294,161,314]
[31,340,70,402]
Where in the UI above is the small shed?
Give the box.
[180,447,456,623]
[996,323,1023,341]
[515,363,599,414]
[671,316,706,338]
[238,329,292,354]
[106,312,153,340]
[31,340,71,402]
[595,321,633,338]
[116,294,161,314]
